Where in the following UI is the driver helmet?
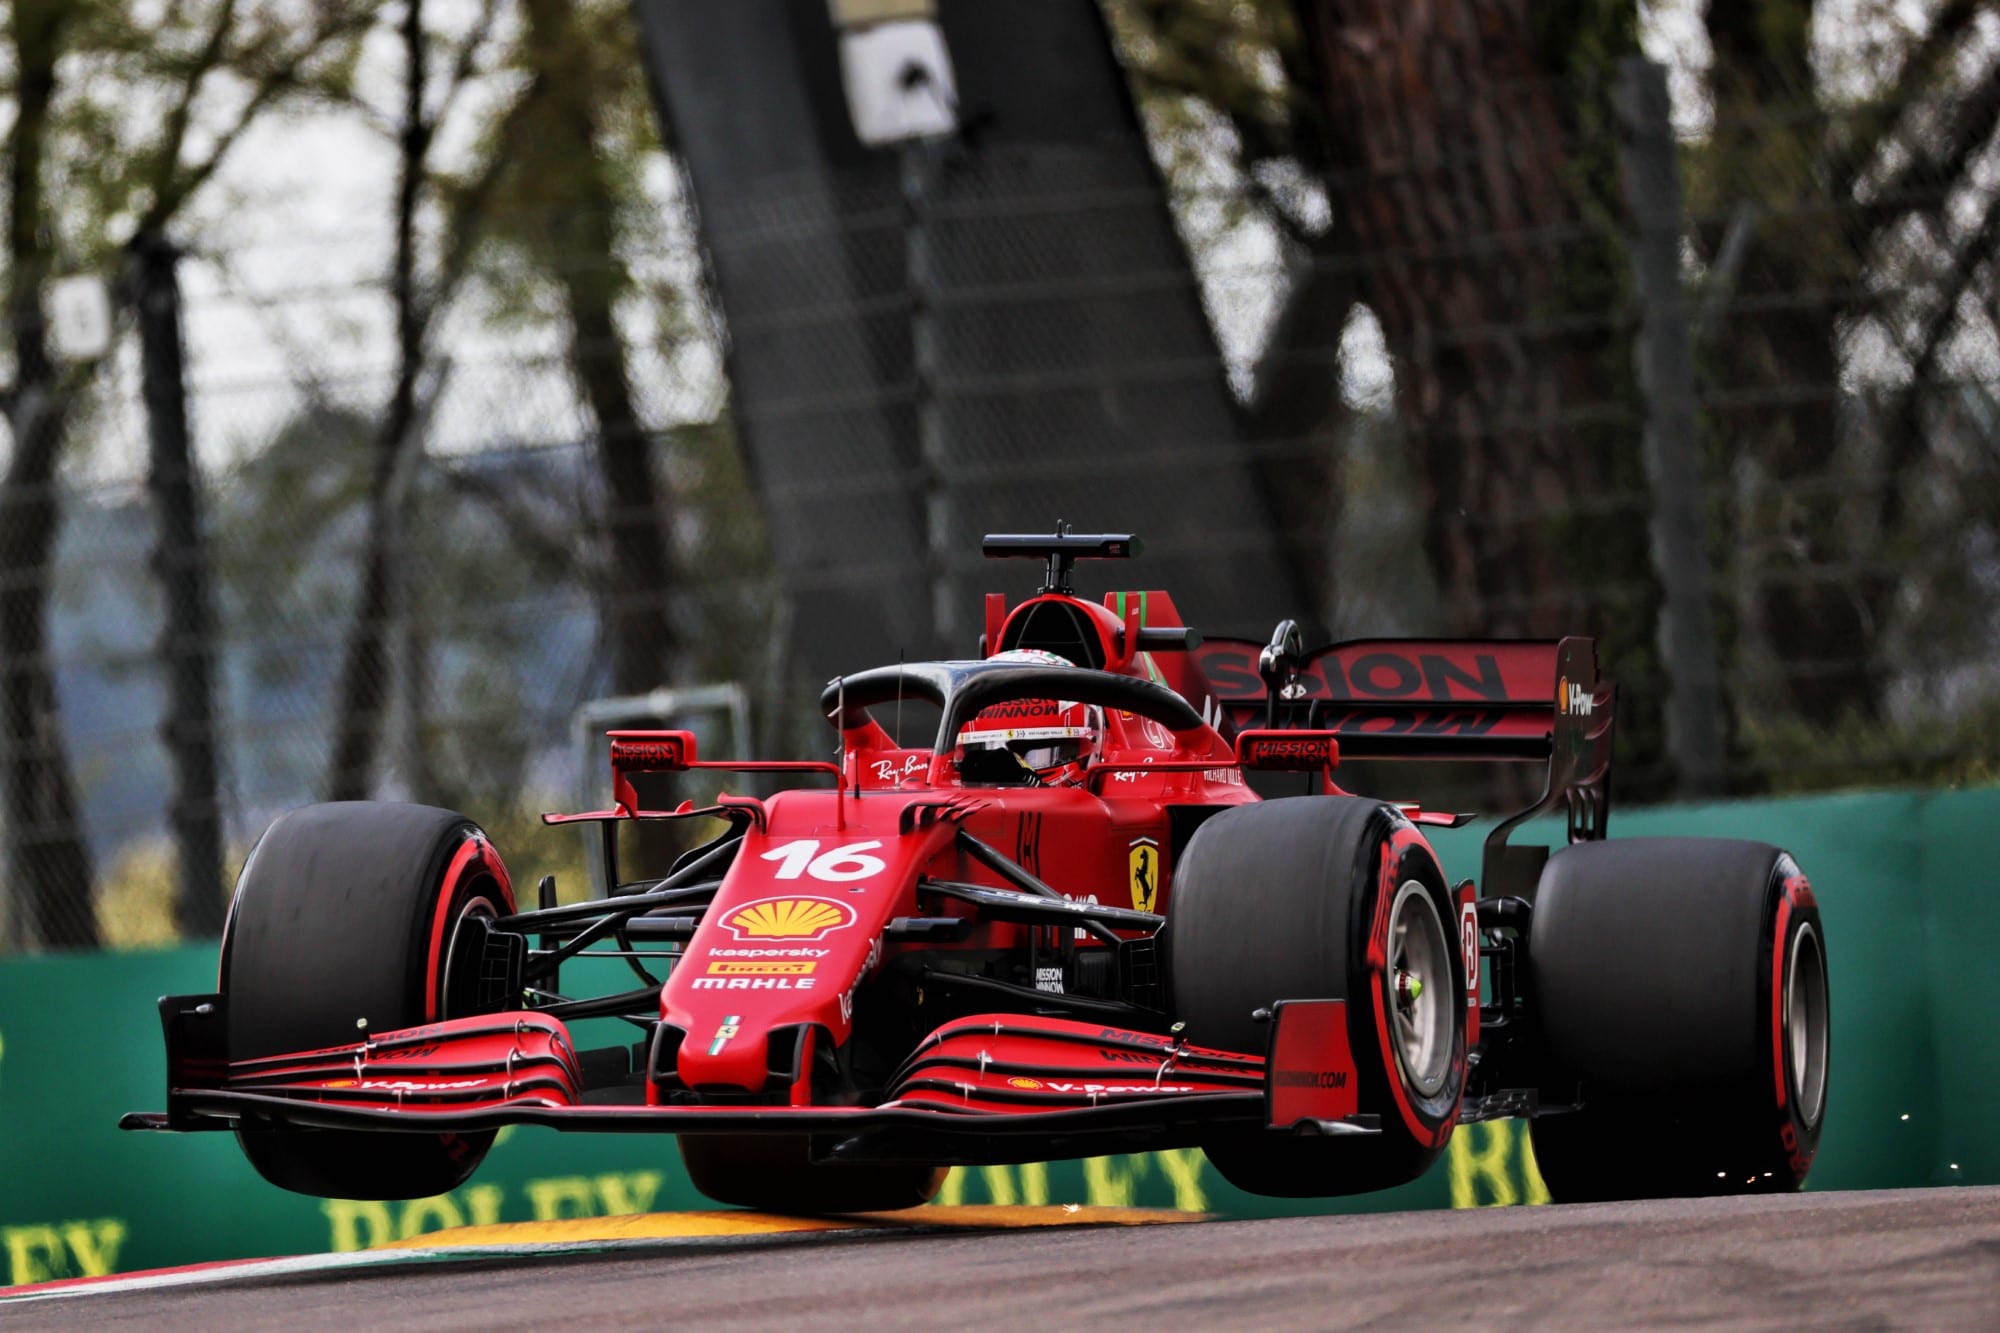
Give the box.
[958,652,1099,784]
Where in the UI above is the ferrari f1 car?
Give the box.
[126,530,1830,1209]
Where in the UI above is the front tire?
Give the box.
[223,802,517,1200]
[1526,837,1829,1202]
[1169,797,1467,1197]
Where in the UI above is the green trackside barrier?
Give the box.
[4,788,1994,1283]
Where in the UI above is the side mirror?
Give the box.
[1258,619,1306,728]
[1234,729,1339,773]
[608,730,697,814]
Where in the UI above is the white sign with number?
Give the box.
[758,839,888,883]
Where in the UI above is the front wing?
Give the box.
[121,997,1375,1165]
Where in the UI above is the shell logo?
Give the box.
[723,896,856,942]
[1007,1077,1043,1090]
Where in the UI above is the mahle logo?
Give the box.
[723,896,856,942]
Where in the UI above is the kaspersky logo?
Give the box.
[722,896,856,942]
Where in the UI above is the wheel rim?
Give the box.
[439,888,502,1019]
[1386,879,1453,1098]
[1785,921,1829,1128]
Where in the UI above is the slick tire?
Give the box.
[678,1134,947,1214]
[1169,797,1467,1197]
[1526,838,1829,1203]
[222,802,517,1200]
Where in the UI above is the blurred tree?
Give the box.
[1306,0,1668,789]
[1697,0,1993,730]
[1103,0,1666,790]
[325,0,698,802]
[130,229,227,938]
[0,1,91,950]
[1288,0,1650,639]
[220,399,576,819]
[220,406,376,703]
[325,0,518,802]
[457,0,730,877]
[2,0,375,948]
[499,0,678,698]
[1102,0,1353,623]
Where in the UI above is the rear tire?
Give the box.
[678,1135,947,1214]
[223,802,517,1200]
[1169,797,1467,1197]
[1526,837,1828,1202]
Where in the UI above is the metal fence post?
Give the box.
[131,231,225,935]
[1616,57,1726,797]
[903,139,954,657]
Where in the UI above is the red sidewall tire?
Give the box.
[1527,838,1829,1202]
[1357,822,1467,1151]
[1766,861,1829,1186]
[1170,798,1466,1197]
[224,802,517,1200]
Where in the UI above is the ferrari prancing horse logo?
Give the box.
[1128,838,1160,913]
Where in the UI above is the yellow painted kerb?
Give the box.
[384,1204,1203,1249]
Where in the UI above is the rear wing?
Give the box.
[1191,632,1615,898]
[1191,636,1601,762]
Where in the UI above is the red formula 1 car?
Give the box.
[126,531,1831,1209]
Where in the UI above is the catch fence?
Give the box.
[4,63,1998,951]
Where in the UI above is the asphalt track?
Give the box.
[7,1186,1996,1328]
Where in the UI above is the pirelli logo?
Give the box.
[707,961,815,976]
